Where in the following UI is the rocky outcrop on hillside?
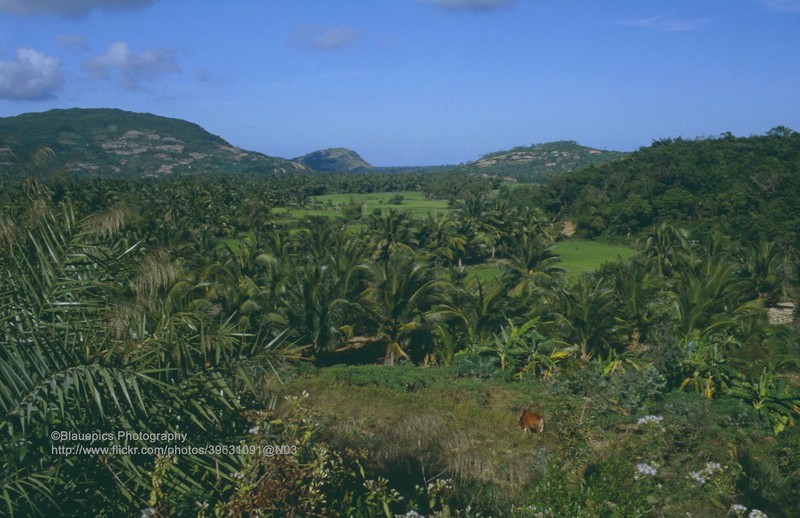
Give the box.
[0,108,306,178]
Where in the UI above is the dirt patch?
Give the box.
[560,220,576,238]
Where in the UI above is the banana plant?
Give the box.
[480,318,572,375]
[679,330,740,399]
[729,369,800,434]
[432,324,460,366]
[599,349,650,376]
[479,322,529,371]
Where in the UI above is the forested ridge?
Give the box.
[538,127,800,245]
[0,128,798,516]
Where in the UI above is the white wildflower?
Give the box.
[635,462,658,478]
[690,460,724,485]
[426,478,453,493]
[636,415,664,426]
[748,510,768,518]
[690,471,706,485]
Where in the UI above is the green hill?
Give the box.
[538,128,800,244]
[0,108,307,179]
[294,147,373,172]
[463,140,626,182]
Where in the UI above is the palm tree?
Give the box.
[0,204,298,515]
[293,215,340,263]
[607,258,660,346]
[437,277,521,352]
[452,191,499,261]
[284,262,349,355]
[673,252,745,337]
[358,251,450,364]
[366,208,418,261]
[736,237,785,302]
[640,223,692,279]
[500,233,565,297]
[556,276,622,359]
[328,233,371,300]
[431,322,460,366]
[505,206,555,253]
[416,212,467,267]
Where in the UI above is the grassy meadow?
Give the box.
[464,240,638,284]
[273,191,451,221]
[554,239,638,278]
[277,362,799,517]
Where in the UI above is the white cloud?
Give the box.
[0,0,154,17]
[419,0,517,13]
[287,25,362,51]
[617,14,707,32]
[84,41,180,91]
[0,48,65,100]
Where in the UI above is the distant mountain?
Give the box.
[464,140,626,182]
[0,108,306,179]
[295,148,373,172]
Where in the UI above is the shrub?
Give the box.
[312,363,437,392]
[448,352,506,380]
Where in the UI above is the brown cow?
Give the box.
[519,409,544,434]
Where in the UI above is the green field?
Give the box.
[466,262,504,283]
[274,191,450,221]
[466,239,637,283]
[554,238,637,277]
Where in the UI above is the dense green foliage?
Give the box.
[538,128,800,246]
[1,126,799,516]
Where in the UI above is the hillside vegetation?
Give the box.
[0,108,306,179]
[538,128,800,245]
[463,140,626,182]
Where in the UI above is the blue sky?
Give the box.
[1,0,799,166]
